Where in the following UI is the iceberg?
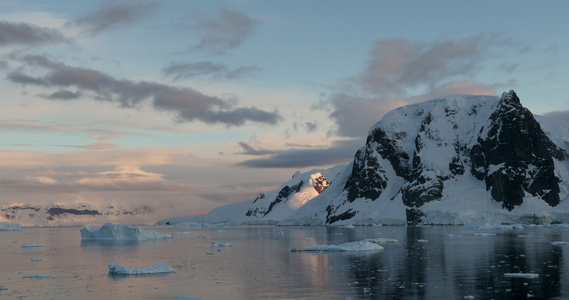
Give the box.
[211,241,233,247]
[292,240,384,252]
[21,242,44,248]
[23,274,53,279]
[80,222,172,240]
[504,273,539,279]
[0,222,21,231]
[108,262,174,275]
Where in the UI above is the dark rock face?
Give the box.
[264,181,304,216]
[469,90,565,210]
[345,128,410,203]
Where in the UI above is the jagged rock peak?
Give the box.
[501,89,520,105]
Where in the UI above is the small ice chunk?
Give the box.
[293,240,384,252]
[31,258,43,262]
[217,229,225,234]
[366,238,399,244]
[0,286,7,290]
[303,237,314,240]
[23,274,52,278]
[108,262,174,275]
[212,241,233,247]
[21,243,44,248]
[551,241,569,246]
[417,239,428,243]
[504,273,539,279]
[172,232,191,235]
[161,297,205,300]
[464,296,474,299]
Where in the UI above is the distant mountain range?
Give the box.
[1,203,153,226]
[157,91,569,226]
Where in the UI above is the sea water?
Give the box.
[1,225,569,299]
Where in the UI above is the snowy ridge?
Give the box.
[157,165,345,226]
[159,91,569,226]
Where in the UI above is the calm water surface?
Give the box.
[1,225,568,300]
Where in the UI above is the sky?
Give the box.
[1,0,569,224]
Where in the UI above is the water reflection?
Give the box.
[331,227,566,299]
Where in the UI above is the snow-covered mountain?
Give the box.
[156,165,345,226]
[1,203,154,226]
[159,91,569,226]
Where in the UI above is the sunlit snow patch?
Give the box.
[292,240,384,252]
[504,273,539,279]
[80,223,172,240]
[108,262,174,275]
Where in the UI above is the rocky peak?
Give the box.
[325,91,568,225]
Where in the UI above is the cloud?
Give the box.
[162,61,260,81]
[236,138,362,168]
[68,0,159,36]
[0,119,157,137]
[40,89,82,100]
[320,35,513,137]
[305,122,318,133]
[543,110,569,121]
[0,149,174,169]
[0,20,71,46]
[192,8,257,55]
[6,54,281,126]
[53,135,120,150]
[236,141,277,156]
[1,167,193,193]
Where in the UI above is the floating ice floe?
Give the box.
[550,241,569,246]
[417,239,429,243]
[21,242,44,248]
[23,274,53,279]
[80,223,172,240]
[108,262,174,275]
[161,297,205,300]
[292,240,384,252]
[172,232,192,235]
[212,241,233,247]
[466,220,524,230]
[0,222,21,231]
[504,273,539,279]
[31,258,43,262]
[0,286,7,290]
[365,238,399,244]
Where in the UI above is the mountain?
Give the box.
[159,91,569,226]
[1,203,154,226]
[156,165,345,226]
